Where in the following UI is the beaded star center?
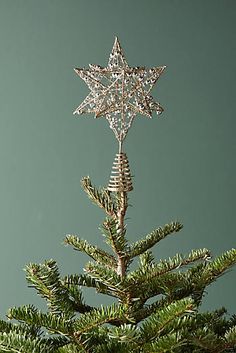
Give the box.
[74,37,166,144]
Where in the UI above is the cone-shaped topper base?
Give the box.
[107,153,133,192]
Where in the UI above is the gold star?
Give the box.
[74,37,166,143]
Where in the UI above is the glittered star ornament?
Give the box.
[74,37,166,147]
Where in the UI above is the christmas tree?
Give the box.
[1,38,236,353]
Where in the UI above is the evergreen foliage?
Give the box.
[0,177,236,352]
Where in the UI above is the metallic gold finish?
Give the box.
[108,153,133,192]
[74,37,166,193]
[74,37,166,145]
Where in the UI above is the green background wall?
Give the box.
[0,0,235,316]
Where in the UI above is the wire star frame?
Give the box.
[74,37,166,192]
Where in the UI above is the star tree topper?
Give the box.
[74,37,166,151]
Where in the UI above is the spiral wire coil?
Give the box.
[107,153,133,192]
